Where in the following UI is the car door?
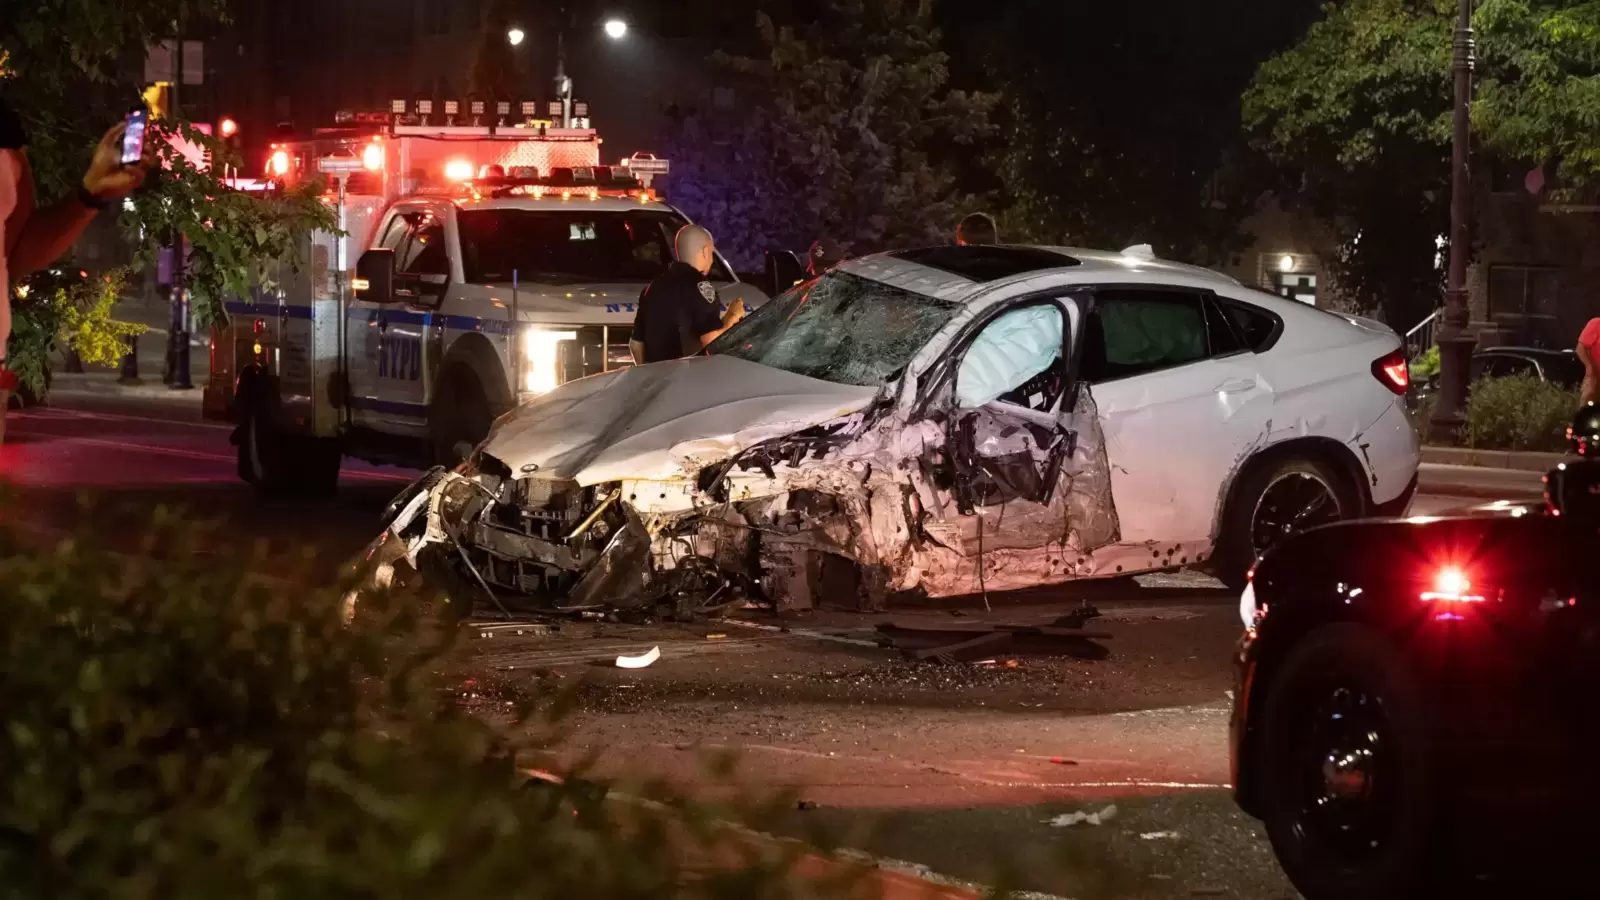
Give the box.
[915,294,1119,564]
[1082,286,1272,547]
[348,210,413,431]
[354,204,451,433]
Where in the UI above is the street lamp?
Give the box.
[604,18,628,39]
[507,26,525,46]
[1430,0,1478,441]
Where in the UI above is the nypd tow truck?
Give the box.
[203,104,766,495]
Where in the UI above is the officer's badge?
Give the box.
[697,281,717,303]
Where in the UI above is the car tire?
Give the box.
[430,367,499,468]
[1258,623,1443,900]
[1215,456,1352,590]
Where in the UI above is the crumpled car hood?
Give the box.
[480,355,880,484]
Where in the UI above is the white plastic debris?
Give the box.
[1139,831,1180,841]
[615,646,661,669]
[1046,804,1117,827]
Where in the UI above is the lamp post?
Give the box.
[508,13,627,129]
[1430,0,1478,441]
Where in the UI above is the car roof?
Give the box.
[840,244,1244,305]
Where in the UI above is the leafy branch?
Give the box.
[120,122,338,328]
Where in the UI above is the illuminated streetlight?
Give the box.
[507,26,526,46]
[604,18,627,39]
[218,116,238,138]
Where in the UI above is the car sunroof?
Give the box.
[888,246,1080,282]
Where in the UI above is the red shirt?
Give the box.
[1583,318,1600,358]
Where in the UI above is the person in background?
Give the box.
[1579,316,1600,407]
[807,237,844,278]
[629,224,745,365]
[956,212,999,246]
[1,96,152,436]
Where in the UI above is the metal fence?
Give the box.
[1404,308,1440,361]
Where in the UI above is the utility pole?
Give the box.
[167,35,194,390]
[1429,0,1477,440]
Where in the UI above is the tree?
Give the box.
[1243,0,1600,328]
[661,0,997,269]
[468,0,525,104]
[2,1,334,333]
[961,0,1323,266]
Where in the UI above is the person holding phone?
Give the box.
[1,100,153,427]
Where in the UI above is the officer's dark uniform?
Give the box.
[632,261,722,363]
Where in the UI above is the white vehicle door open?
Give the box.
[1081,287,1271,547]
[918,294,1117,560]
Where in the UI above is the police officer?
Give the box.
[956,212,999,246]
[808,237,844,277]
[629,225,745,364]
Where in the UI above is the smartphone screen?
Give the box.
[121,108,148,166]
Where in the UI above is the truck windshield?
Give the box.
[706,272,960,387]
[456,208,734,285]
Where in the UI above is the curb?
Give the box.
[1420,445,1568,472]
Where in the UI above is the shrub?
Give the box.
[7,268,147,400]
[1462,373,1577,452]
[1409,344,1440,381]
[0,507,853,899]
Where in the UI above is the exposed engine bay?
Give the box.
[356,361,1120,617]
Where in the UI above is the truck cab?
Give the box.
[205,110,765,495]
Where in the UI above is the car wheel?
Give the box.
[431,368,498,468]
[1216,457,1350,590]
[1259,624,1443,900]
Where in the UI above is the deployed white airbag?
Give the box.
[955,305,1063,409]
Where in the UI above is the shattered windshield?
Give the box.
[706,272,960,387]
[456,208,734,285]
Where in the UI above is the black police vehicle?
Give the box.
[1231,404,1600,900]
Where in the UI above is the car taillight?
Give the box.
[1372,348,1409,395]
[1420,566,1485,603]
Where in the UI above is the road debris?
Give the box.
[874,608,1111,663]
[1139,831,1180,841]
[615,646,661,669]
[796,800,819,811]
[1045,804,1117,827]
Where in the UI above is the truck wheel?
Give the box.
[1258,624,1443,900]
[1215,456,1350,590]
[431,368,499,468]
[239,401,340,498]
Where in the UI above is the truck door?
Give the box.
[350,204,448,435]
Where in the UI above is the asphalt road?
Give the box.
[2,395,1545,899]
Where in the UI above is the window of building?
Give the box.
[1272,271,1316,305]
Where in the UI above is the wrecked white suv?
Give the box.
[364,245,1419,614]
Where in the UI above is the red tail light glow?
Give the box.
[1372,348,1409,395]
[1421,566,1485,603]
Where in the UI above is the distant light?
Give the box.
[269,149,290,177]
[444,158,474,182]
[1278,254,1295,272]
[508,27,525,46]
[362,142,383,172]
[604,18,627,39]
[218,117,238,138]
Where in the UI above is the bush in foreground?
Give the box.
[0,507,867,899]
[1462,373,1577,452]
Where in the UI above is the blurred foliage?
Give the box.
[662,0,998,269]
[0,506,878,899]
[1410,344,1442,380]
[1464,372,1578,451]
[56,268,147,367]
[7,268,146,399]
[121,122,336,327]
[1245,0,1600,330]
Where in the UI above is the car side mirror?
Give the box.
[766,249,806,292]
[354,249,395,304]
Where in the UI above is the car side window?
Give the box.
[1080,290,1210,383]
[377,215,412,252]
[954,304,1065,411]
[400,213,450,277]
[1474,355,1532,381]
[1216,299,1281,351]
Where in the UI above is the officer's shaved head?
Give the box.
[675,224,716,275]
